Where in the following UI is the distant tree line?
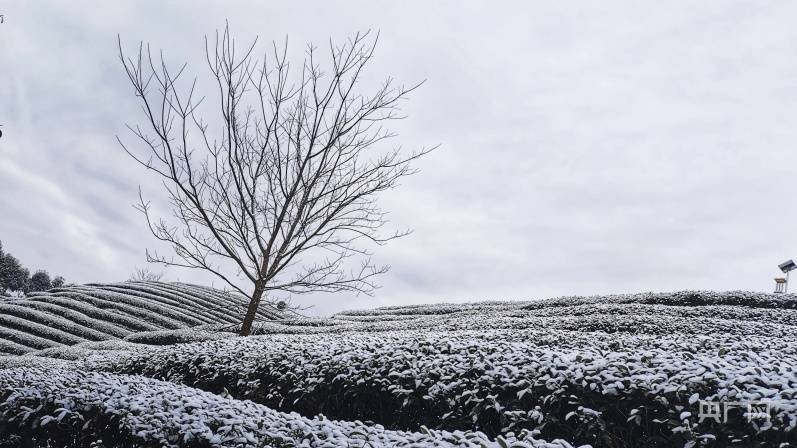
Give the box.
[0,241,65,297]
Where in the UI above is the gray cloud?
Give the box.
[2,1,797,315]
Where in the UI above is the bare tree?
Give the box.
[128,267,165,282]
[118,25,434,335]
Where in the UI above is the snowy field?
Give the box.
[0,289,796,447]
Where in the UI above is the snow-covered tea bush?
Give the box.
[124,329,233,345]
[0,282,290,355]
[97,323,797,446]
[4,289,797,447]
[522,290,797,310]
[0,366,575,448]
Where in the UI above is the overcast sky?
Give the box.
[2,1,797,315]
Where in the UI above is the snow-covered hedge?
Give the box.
[31,340,141,361]
[104,283,242,324]
[0,325,60,351]
[96,323,797,447]
[0,340,29,356]
[75,285,212,326]
[525,302,797,326]
[333,292,797,319]
[523,290,797,310]
[6,289,797,446]
[0,304,110,341]
[200,302,797,338]
[20,298,142,336]
[53,287,188,330]
[0,366,575,448]
[32,294,166,333]
[0,354,74,370]
[0,314,84,346]
[0,282,295,355]
[124,329,232,345]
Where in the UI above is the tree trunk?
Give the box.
[239,284,264,336]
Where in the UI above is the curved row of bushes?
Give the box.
[0,282,289,355]
[189,302,797,339]
[94,323,797,447]
[0,366,573,448]
[8,290,797,447]
[332,292,797,319]
[522,290,797,310]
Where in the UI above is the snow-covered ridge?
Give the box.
[0,282,286,355]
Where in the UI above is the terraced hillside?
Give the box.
[0,282,286,355]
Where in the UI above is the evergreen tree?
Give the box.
[0,254,29,293]
[28,270,52,292]
[0,240,65,295]
[51,276,65,288]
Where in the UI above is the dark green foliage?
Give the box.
[0,240,65,295]
[51,276,65,288]
[0,254,28,294]
[28,270,52,293]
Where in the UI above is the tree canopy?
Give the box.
[0,241,66,296]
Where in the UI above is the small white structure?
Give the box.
[775,277,787,294]
[775,260,796,293]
